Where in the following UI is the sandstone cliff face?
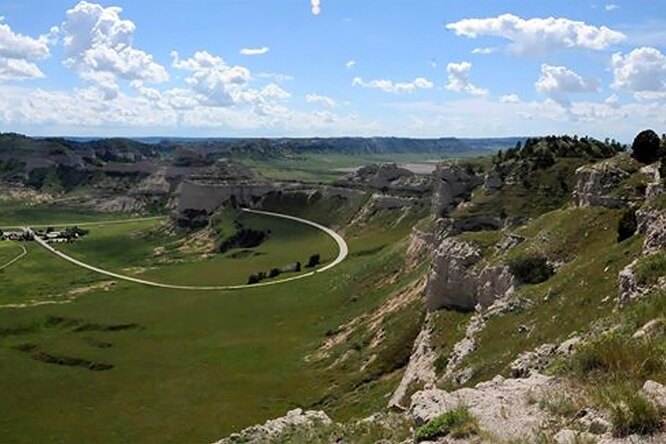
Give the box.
[336,163,432,193]
[425,238,515,312]
[636,206,666,254]
[573,155,637,208]
[431,163,482,218]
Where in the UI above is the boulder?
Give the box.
[642,380,666,410]
[632,319,665,340]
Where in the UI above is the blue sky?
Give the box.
[0,0,664,140]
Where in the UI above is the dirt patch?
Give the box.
[66,280,116,296]
[84,337,113,349]
[31,351,113,371]
[73,322,140,333]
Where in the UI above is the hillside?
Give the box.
[2,132,666,443]
[211,132,666,443]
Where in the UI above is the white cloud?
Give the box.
[500,94,520,103]
[171,50,291,108]
[346,59,356,69]
[306,93,337,107]
[60,1,168,97]
[445,61,488,96]
[172,50,251,107]
[311,0,321,16]
[446,13,625,55]
[240,46,269,56]
[535,64,598,106]
[471,47,497,55]
[0,18,51,81]
[352,76,433,94]
[605,3,619,11]
[611,47,666,98]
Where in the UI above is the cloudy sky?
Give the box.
[0,0,664,140]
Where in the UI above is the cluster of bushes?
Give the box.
[246,254,321,285]
[496,135,623,165]
[219,228,267,253]
[507,253,554,284]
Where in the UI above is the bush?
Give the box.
[610,392,662,437]
[632,129,661,164]
[268,268,281,278]
[415,406,479,442]
[247,271,267,285]
[508,254,554,284]
[617,209,637,242]
[306,254,321,268]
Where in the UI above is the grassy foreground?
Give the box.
[0,201,418,443]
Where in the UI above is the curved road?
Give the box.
[32,208,348,291]
[0,244,27,271]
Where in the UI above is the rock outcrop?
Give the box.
[573,154,640,208]
[410,373,556,442]
[336,163,432,193]
[425,238,515,311]
[213,408,331,444]
[389,314,437,408]
[636,207,666,254]
[431,163,482,217]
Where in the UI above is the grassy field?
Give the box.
[0,201,147,228]
[0,199,420,443]
[237,152,454,182]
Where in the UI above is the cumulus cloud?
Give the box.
[611,47,666,99]
[535,64,598,106]
[311,0,321,16]
[240,46,269,56]
[346,59,356,69]
[171,50,291,108]
[445,62,488,96]
[60,1,168,98]
[306,93,337,107]
[500,94,520,103]
[0,18,51,80]
[351,76,433,94]
[446,14,625,55]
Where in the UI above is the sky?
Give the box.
[0,0,664,141]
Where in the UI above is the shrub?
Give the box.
[306,254,321,268]
[617,209,637,242]
[508,254,554,284]
[632,129,661,164]
[414,406,479,442]
[268,268,281,278]
[571,333,663,380]
[610,392,662,437]
[247,271,267,285]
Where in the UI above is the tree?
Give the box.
[268,268,281,278]
[306,254,321,268]
[631,129,661,164]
